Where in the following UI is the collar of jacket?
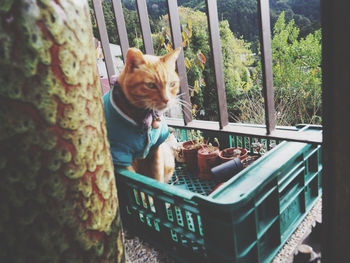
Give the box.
[112,80,161,130]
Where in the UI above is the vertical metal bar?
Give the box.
[136,0,154,55]
[257,0,276,134]
[205,0,229,129]
[321,0,350,262]
[92,0,116,81]
[166,0,192,124]
[248,136,252,152]
[181,129,186,141]
[111,0,129,61]
[267,138,271,151]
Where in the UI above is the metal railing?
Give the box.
[91,0,322,144]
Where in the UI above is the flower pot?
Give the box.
[167,133,185,162]
[210,157,243,181]
[219,147,248,163]
[197,146,219,180]
[181,141,203,171]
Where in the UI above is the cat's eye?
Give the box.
[169,81,177,88]
[146,83,158,90]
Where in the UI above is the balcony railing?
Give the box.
[91,0,350,261]
[91,0,322,145]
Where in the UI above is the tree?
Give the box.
[89,0,145,48]
[272,12,321,125]
[237,12,322,125]
[270,0,321,39]
[219,20,254,120]
[0,1,125,262]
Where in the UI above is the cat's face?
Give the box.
[118,47,181,111]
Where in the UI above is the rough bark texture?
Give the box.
[0,1,125,262]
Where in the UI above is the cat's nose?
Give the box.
[162,98,169,104]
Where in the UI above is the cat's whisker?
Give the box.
[179,100,192,108]
[176,98,192,108]
[176,92,188,97]
[176,93,191,100]
[177,101,192,108]
[176,101,192,112]
[176,98,192,107]
[176,93,190,99]
[187,86,195,92]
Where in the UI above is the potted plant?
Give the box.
[238,142,266,167]
[180,130,207,171]
[219,147,248,163]
[251,142,266,156]
[167,129,186,163]
[197,139,220,180]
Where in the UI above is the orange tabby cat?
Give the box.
[103,47,181,183]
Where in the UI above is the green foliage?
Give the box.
[153,7,208,118]
[178,0,206,11]
[272,12,322,125]
[218,0,259,45]
[89,0,143,48]
[177,0,320,48]
[219,20,254,119]
[153,7,253,121]
[90,2,321,126]
[238,12,322,125]
[270,0,320,39]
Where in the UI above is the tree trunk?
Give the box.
[0,1,125,262]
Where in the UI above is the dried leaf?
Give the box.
[185,58,191,69]
[194,80,199,93]
[188,20,192,30]
[198,53,206,64]
[184,28,189,36]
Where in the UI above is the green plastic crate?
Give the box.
[116,125,322,263]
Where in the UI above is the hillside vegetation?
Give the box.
[91,0,321,125]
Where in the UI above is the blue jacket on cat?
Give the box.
[103,89,170,167]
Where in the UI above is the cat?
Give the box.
[103,47,181,183]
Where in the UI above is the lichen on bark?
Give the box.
[0,1,125,262]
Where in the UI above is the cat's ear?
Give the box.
[125,48,146,72]
[161,47,181,69]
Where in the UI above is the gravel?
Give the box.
[272,197,322,263]
[124,233,176,263]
